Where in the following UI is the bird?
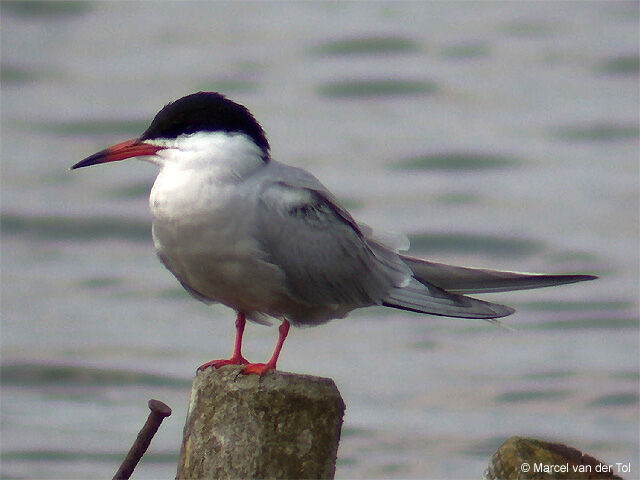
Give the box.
[72,92,596,375]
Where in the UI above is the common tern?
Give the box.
[72,92,596,375]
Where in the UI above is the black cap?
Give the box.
[140,92,270,159]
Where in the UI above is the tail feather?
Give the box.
[383,279,515,320]
[401,255,597,294]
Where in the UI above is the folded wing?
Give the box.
[401,255,597,294]
[255,169,520,321]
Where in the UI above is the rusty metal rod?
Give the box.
[112,399,172,480]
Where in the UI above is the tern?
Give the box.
[72,92,596,375]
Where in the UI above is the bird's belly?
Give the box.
[151,209,287,314]
[148,169,340,323]
[149,170,283,311]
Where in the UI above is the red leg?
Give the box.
[242,320,290,376]
[198,312,249,371]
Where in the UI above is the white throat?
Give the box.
[148,130,267,232]
[147,131,266,182]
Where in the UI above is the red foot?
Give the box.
[199,317,291,377]
[197,355,248,372]
[240,362,275,376]
[198,312,249,372]
[240,320,290,376]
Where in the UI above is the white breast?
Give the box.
[148,132,287,315]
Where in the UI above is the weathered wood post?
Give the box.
[176,366,345,479]
[484,436,625,480]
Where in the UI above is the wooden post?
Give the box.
[176,366,345,479]
[484,436,625,480]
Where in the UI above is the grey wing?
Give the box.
[255,179,411,311]
[383,278,515,319]
[401,255,597,293]
[254,165,516,321]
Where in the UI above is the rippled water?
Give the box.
[2,2,638,479]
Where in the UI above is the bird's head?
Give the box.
[71,92,270,170]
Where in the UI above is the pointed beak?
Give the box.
[71,138,163,170]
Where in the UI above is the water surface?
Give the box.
[2,2,638,479]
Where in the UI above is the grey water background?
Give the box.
[1,1,638,478]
